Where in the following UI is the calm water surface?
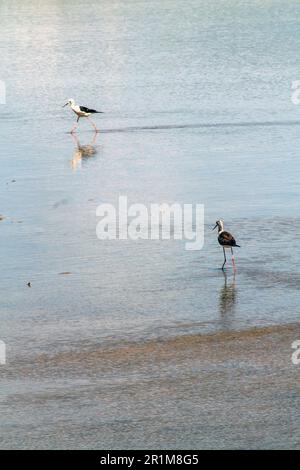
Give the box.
[0,0,300,449]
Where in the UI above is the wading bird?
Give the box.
[213,220,240,271]
[63,98,103,133]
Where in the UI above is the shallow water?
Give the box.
[1,0,300,449]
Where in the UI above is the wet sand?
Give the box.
[1,323,300,449]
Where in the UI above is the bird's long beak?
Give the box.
[213,224,218,230]
[62,103,68,108]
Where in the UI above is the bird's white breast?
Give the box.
[71,104,89,116]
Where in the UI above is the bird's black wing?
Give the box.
[79,106,103,114]
[218,231,238,247]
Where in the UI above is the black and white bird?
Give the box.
[213,220,240,271]
[63,98,103,133]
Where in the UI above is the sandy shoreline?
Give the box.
[1,323,300,449]
[4,322,300,372]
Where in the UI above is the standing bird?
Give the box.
[213,220,240,271]
[63,98,103,133]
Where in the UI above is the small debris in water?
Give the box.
[59,272,72,275]
[53,199,68,209]
[0,215,5,221]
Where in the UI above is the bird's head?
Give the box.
[63,98,75,108]
[213,220,224,231]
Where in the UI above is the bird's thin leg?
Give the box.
[231,247,236,272]
[222,247,227,270]
[70,123,77,134]
[71,117,80,134]
[71,132,80,148]
[91,131,98,145]
[222,268,228,286]
[87,116,98,132]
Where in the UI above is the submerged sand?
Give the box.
[1,323,300,449]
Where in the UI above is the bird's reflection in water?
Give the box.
[219,271,237,327]
[71,132,98,170]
